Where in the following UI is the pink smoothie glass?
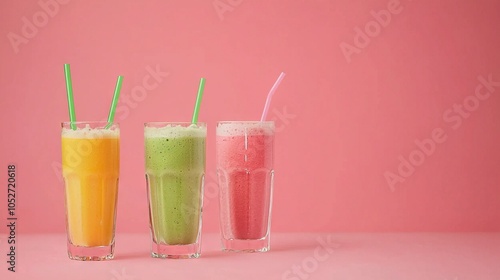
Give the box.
[216,121,275,252]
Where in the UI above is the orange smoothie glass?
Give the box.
[61,121,120,261]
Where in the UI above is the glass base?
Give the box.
[222,236,270,252]
[151,242,200,259]
[67,242,114,261]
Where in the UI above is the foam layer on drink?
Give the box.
[216,122,274,136]
[62,125,119,138]
[145,124,206,138]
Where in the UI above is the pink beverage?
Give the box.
[217,121,274,252]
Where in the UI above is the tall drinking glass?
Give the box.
[217,121,275,252]
[61,121,120,261]
[144,122,206,258]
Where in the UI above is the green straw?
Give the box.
[191,77,206,124]
[105,75,123,129]
[64,64,77,130]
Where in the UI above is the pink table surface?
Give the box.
[1,233,499,280]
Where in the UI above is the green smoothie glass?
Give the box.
[144,122,206,258]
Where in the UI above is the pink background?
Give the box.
[1,0,500,235]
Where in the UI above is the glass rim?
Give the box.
[61,122,119,130]
[217,121,275,124]
[144,122,206,126]
[61,121,117,125]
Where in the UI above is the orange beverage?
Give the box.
[61,122,119,261]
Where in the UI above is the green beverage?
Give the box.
[144,122,206,258]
